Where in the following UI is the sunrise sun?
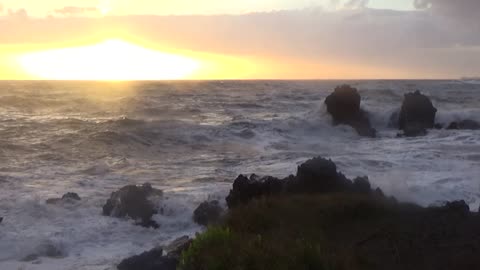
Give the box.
[18,40,200,80]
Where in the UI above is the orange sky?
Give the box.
[0,1,479,80]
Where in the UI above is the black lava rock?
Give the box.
[353,177,372,194]
[117,248,177,270]
[226,175,284,208]
[447,120,480,130]
[103,183,162,228]
[225,157,384,208]
[289,157,352,193]
[443,200,470,216]
[46,192,81,204]
[398,91,437,133]
[325,85,376,138]
[62,192,81,201]
[398,125,428,137]
[193,200,223,226]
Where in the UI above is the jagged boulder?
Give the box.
[117,247,177,270]
[164,236,193,260]
[193,200,224,226]
[325,85,376,137]
[352,177,372,194]
[288,157,352,193]
[432,200,470,217]
[103,183,162,228]
[46,192,81,204]
[117,236,192,270]
[226,175,284,209]
[447,120,480,130]
[398,91,437,135]
[226,157,382,208]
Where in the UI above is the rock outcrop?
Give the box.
[193,200,224,226]
[164,236,193,260]
[117,236,192,270]
[398,91,437,136]
[117,247,177,270]
[46,192,81,204]
[226,157,381,209]
[325,85,376,137]
[447,120,480,130]
[103,183,162,228]
[287,157,352,193]
[226,175,285,208]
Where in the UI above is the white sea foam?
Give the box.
[0,80,479,269]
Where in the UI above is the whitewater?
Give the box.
[0,80,479,269]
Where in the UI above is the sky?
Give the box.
[0,0,479,79]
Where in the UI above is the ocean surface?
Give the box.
[0,80,479,269]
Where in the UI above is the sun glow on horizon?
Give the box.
[18,40,200,81]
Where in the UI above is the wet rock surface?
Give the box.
[447,120,480,130]
[117,247,177,270]
[325,85,376,137]
[193,200,224,226]
[46,192,81,204]
[398,91,437,133]
[117,236,192,270]
[227,157,381,208]
[21,241,66,262]
[103,183,162,228]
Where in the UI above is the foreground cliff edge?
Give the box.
[117,156,480,270]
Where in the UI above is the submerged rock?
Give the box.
[103,183,162,228]
[117,247,177,270]
[447,120,480,130]
[46,192,81,204]
[324,85,376,137]
[434,123,443,130]
[397,125,428,137]
[21,240,66,262]
[193,200,224,226]
[398,91,437,133]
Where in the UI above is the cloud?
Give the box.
[414,0,480,22]
[344,0,369,9]
[1,6,480,78]
[329,0,369,10]
[6,8,28,19]
[53,6,98,16]
[0,3,3,14]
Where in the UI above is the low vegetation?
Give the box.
[179,194,480,270]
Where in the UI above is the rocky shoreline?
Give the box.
[111,155,480,270]
[108,85,480,270]
[3,84,478,269]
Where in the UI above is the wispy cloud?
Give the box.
[53,6,98,16]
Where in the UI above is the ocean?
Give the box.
[0,80,479,269]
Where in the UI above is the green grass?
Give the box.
[179,194,399,270]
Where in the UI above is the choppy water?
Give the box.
[0,80,479,269]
